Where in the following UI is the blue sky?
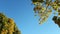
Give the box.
[0,0,60,34]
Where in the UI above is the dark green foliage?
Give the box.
[32,0,44,3]
[32,0,37,2]
[52,16,57,21]
[52,16,60,27]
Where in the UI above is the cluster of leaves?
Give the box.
[52,16,60,27]
[0,13,21,34]
[32,0,60,24]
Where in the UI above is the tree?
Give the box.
[0,13,21,34]
[31,0,60,27]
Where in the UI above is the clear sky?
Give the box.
[0,0,60,34]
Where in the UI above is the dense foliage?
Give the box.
[0,13,21,34]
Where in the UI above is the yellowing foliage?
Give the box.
[32,0,60,24]
[0,13,21,34]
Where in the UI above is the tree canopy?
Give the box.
[0,13,21,34]
[31,0,60,27]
